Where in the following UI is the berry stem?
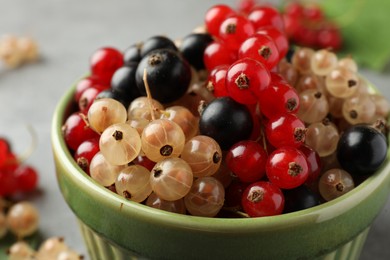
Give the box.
[143,68,156,121]
[16,125,38,164]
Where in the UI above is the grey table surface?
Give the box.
[0,0,389,259]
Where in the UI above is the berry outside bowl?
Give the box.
[51,83,390,260]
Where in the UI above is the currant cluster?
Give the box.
[62,2,388,219]
[0,200,39,240]
[7,236,82,260]
[0,137,39,197]
[282,1,342,50]
[0,34,39,69]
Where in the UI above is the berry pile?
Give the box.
[0,137,39,197]
[7,236,82,259]
[282,2,342,50]
[0,34,39,69]
[62,2,389,218]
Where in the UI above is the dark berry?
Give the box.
[123,43,142,64]
[179,33,213,70]
[199,97,253,150]
[135,49,192,103]
[283,185,321,213]
[110,64,141,101]
[337,124,388,176]
[140,35,178,58]
[95,88,131,109]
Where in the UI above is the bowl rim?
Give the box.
[51,80,390,232]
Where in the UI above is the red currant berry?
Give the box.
[90,47,123,83]
[0,137,11,167]
[78,85,108,114]
[62,112,100,151]
[133,155,156,171]
[241,181,284,217]
[205,65,229,98]
[266,147,309,189]
[14,165,39,192]
[258,81,299,118]
[224,180,248,210]
[0,169,18,196]
[303,4,324,22]
[284,2,304,18]
[248,6,285,32]
[238,34,280,70]
[74,76,104,103]
[299,144,322,184]
[203,41,237,72]
[317,25,342,50]
[74,138,100,175]
[256,26,289,59]
[218,14,255,51]
[205,4,236,37]
[225,58,271,105]
[226,140,267,183]
[265,114,306,148]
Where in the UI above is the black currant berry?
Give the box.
[123,43,142,64]
[179,33,213,71]
[111,64,141,101]
[199,97,253,150]
[96,89,131,109]
[135,49,192,103]
[140,35,178,58]
[337,124,388,176]
[283,186,321,213]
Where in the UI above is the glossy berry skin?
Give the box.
[241,181,284,217]
[199,97,253,150]
[299,144,322,184]
[225,58,271,105]
[226,140,267,183]
[283,185,320,213]
[95,88,131,109]
[78,85,107,114]
[218,15,255,51]
[62,112,100,151]
[238,34,280,70]
[136,49,192,103]
[123,43,142,64]
[337,125,388,176]
[133,155,156,171]
[110,64,141,102]
[248,6,284,32]
[179,33,213,70]
[206,65,229,98]
[74,138,100,175]
[203,41,237,72]
[90,47,124,84]
[74,76,106,103]
[205,4,236,37]
[139,35,178,58]
[256,26,289,59]
[266,147,309,189]
[258,81,299,119]
[265,114,306,148]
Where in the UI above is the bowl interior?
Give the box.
[51,80,390,259]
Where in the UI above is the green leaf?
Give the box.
[320,0,390,71]
[0,232,43,258]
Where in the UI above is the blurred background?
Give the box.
[0,0,389,259]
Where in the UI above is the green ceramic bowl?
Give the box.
[51,83,390,260]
